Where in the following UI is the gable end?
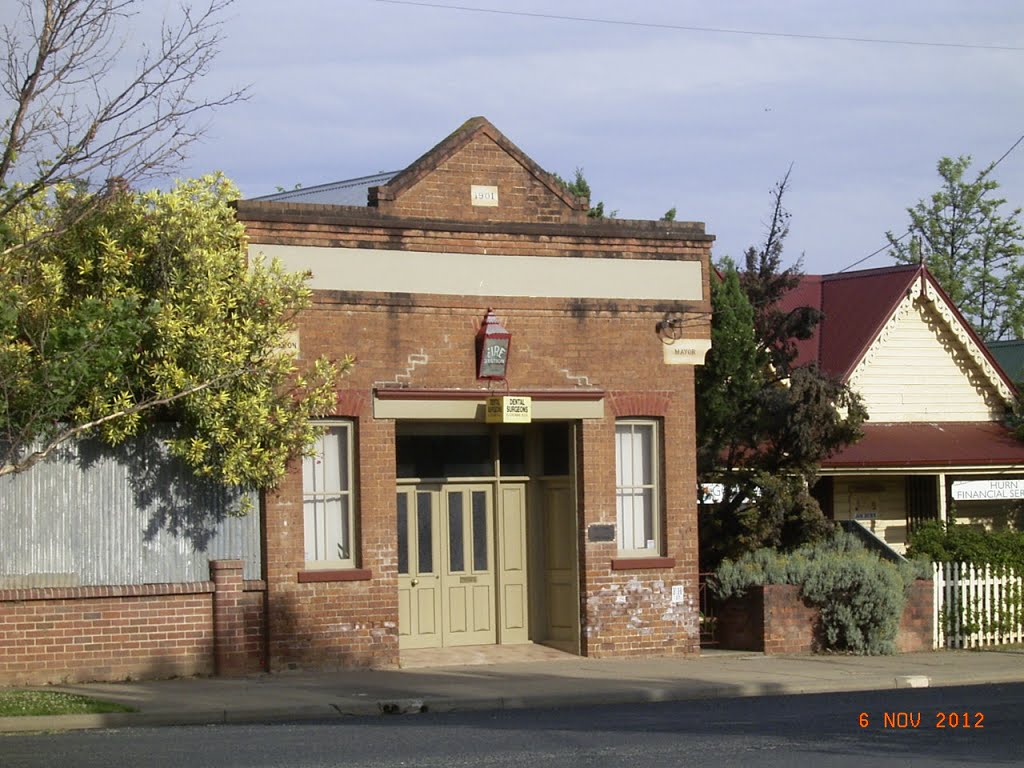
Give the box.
[370,117,588,225]
[848,277,1015,422]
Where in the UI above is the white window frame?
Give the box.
[302,421,357,569]
[615,419,661,557]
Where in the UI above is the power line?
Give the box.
[374,0,1024,52]
[981,133,1024,179]
[839,232,910,273]
[839,132,1024,273]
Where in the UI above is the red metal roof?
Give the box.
[822,422,1024,469]
[777,264,923,380]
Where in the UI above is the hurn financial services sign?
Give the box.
[951,479,1024,501]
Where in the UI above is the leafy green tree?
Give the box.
[554,168,615,219]
[0,174,345,489]
[0,3,332,497]
[696,265,767,477]
[697,299,863,566]
[697,172,866,568]
[887,155,1024,342]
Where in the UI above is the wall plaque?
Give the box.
[588,524,616,543]
[471,185,499,207]
[663,338,712,365]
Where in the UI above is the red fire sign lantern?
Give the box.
[476,309,511,380]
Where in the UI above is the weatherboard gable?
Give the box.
[847,274,1014,422]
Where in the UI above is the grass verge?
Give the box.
[0,690,135,717]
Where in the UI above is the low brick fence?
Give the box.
[0,560,266,685]
[715,579,933,654]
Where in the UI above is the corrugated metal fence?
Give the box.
[0,432,261,586]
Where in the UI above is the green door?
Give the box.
[440,484,497,646]
[397,487,443,649]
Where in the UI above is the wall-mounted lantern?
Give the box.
[476,309,511,380]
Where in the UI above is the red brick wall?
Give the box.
[714,588,768,652]
[0,584,214,685]
[715,581,934,654]
[577,392,700,658]
[0,569,268,685]
[237,121,712,668]
[247,276,708,666]
[240,587,267,669]
[252,288,709,666]
[377,132,585,226]
[762,584,822,654]
[897,579,934,652]
[262,414,400,671]
[212,561,268,675]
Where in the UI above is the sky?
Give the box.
[15,0,1024,275]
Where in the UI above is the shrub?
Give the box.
[711,548,788,600]
[800,547,906,654]
[711,532,923,654]
[908,520,1024,572]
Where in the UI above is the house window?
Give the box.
[615,419,661,556]
[302,422,356,568]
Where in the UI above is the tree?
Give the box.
[887,155,1024,342]
[697,173,866,568]
[697,268,861,567]
[0,2,333,497]
[739,166,821,371]
[696,265,767,477]
[1,0,247,251]
[554,168,615,219]
[0,174,345,489]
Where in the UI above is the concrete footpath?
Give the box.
[3,648,1024,733]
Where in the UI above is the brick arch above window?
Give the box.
[335,390,369,418]
[608,391,671,418]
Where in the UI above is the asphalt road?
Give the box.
[3,683,1020,768]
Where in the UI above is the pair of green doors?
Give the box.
[397,483,528,649]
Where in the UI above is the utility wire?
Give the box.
[839,132,1024,273]
[980,133,1024,179]
[375,0,1024,275]
[375,0,1024,52]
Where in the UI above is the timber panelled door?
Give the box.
[395,423,574,651]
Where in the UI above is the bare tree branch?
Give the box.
[0,0,248,226]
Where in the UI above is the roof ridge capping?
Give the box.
[249,171,401,204]
[370,116,587,213]
[817,262,923,281]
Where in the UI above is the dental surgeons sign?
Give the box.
[951,479,1024,501]
[485,396,532,424]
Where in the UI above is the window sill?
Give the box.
[611,557,676,571]
[298,568,372,583]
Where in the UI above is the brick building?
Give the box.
[234,117,714,669]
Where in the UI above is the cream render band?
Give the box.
[373,396,605,421]
[251,244,704,301]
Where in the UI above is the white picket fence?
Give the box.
[932,562,1024,649]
